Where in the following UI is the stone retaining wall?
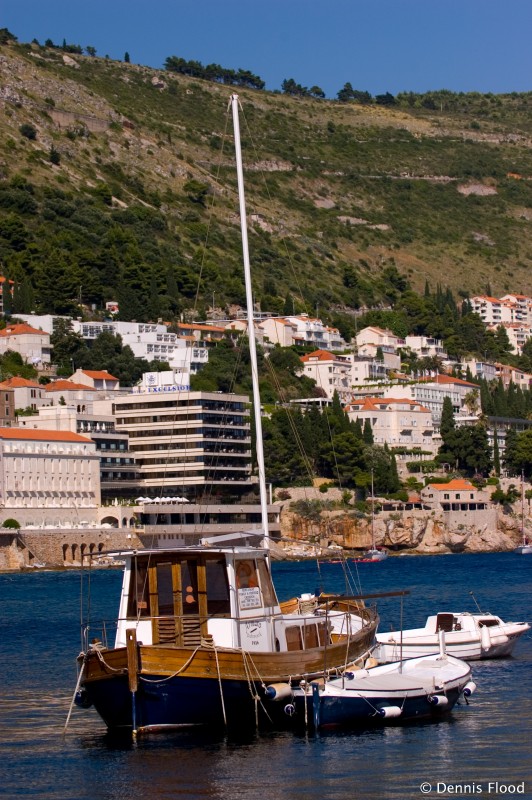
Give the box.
[0,527,143,570]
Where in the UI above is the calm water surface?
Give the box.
[1,554,530,800]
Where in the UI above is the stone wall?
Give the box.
[0,526,143,570]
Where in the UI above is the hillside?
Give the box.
[1,39,532,325]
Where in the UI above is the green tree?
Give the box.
[19,123,37,141]
[363,419,374,444]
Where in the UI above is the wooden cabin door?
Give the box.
[151,558,208,646]
[152,561,181,644]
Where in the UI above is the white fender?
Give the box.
[377,705,402,718]
[480,624,491,652]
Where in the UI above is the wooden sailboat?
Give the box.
[73,95,378,734]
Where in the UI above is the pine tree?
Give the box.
[493,428,501,476]
[363,419,374,444]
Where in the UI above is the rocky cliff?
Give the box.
[280,506,524,556]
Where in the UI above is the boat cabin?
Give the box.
[430,613,504,634]
[113,544,332,655]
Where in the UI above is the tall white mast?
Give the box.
[230,94,270,547]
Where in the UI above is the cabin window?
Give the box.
[478,618,499,628]
[285,626,302,651]
[303,623,320,649]
[257,558,277,607]
[236,559,262,610]
[156,562,174,616]
[235,559,258,589]
[127,559,150,618]
[205,558,230,615]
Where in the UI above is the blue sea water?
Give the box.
[0,553,531,800]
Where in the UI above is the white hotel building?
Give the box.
[0,428,100,528]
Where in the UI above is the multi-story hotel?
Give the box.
[110,385,281,543]
[0,428,100,528]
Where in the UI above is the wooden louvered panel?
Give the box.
[157,617,177,644]
[182,616,202,646]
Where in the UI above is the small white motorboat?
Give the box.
[287,640,475,729]
[374,611,530,662]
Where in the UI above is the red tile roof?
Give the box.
[80,370,119,381]
[301,350,337,362]
[0,427,92,443]
[0,376,41,389]
[45,380,94,393]
[347,397,430,413]
[0,323,48,337]
[428,479,476,491]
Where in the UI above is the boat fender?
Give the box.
[480,624,491,652]
[463,681,477,697]
[74,688,92,709]
[428,694,449,707]
[283,703,296,717]
[265,682,292,702]
[377,705,402,718]
[364,657,379,669]
[343,671,355,680]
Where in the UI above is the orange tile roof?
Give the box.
[419,374,477,388]
[428,479,476,491]
[45,380,94,393]
[0,427,92,443]
[177,323,226,333]
[347,397,430,413]
[80,370,119,381]
[0,323,48,337]
[301,349,346,363]
[261,318,295,327]
[0,376,42,389]
[472,295,502,304]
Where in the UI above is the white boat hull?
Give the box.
[375,613,530,662]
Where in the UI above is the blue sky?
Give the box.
[3,1,531,98]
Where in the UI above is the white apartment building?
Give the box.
[346,397,436,453]
[300,350,352,398]
[355,326,405,351]
[259,317,298,347]
[351,357,392,387]
[283,315,346,351]
[494,363,532,390]
[384,374,478,426]
[0,428,100,528]
[470,296,512,325]
[0,376,47,412]
[0,323,51,366]
[70,369,120,391]
[356,342,401,370]
[500,294,532,325]
[462,359,497,382]
[14,314,67,335]
[489,322,532,355]
[404,336,447,360]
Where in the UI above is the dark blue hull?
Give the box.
[83,674,271,731]
[293,686,464,729]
